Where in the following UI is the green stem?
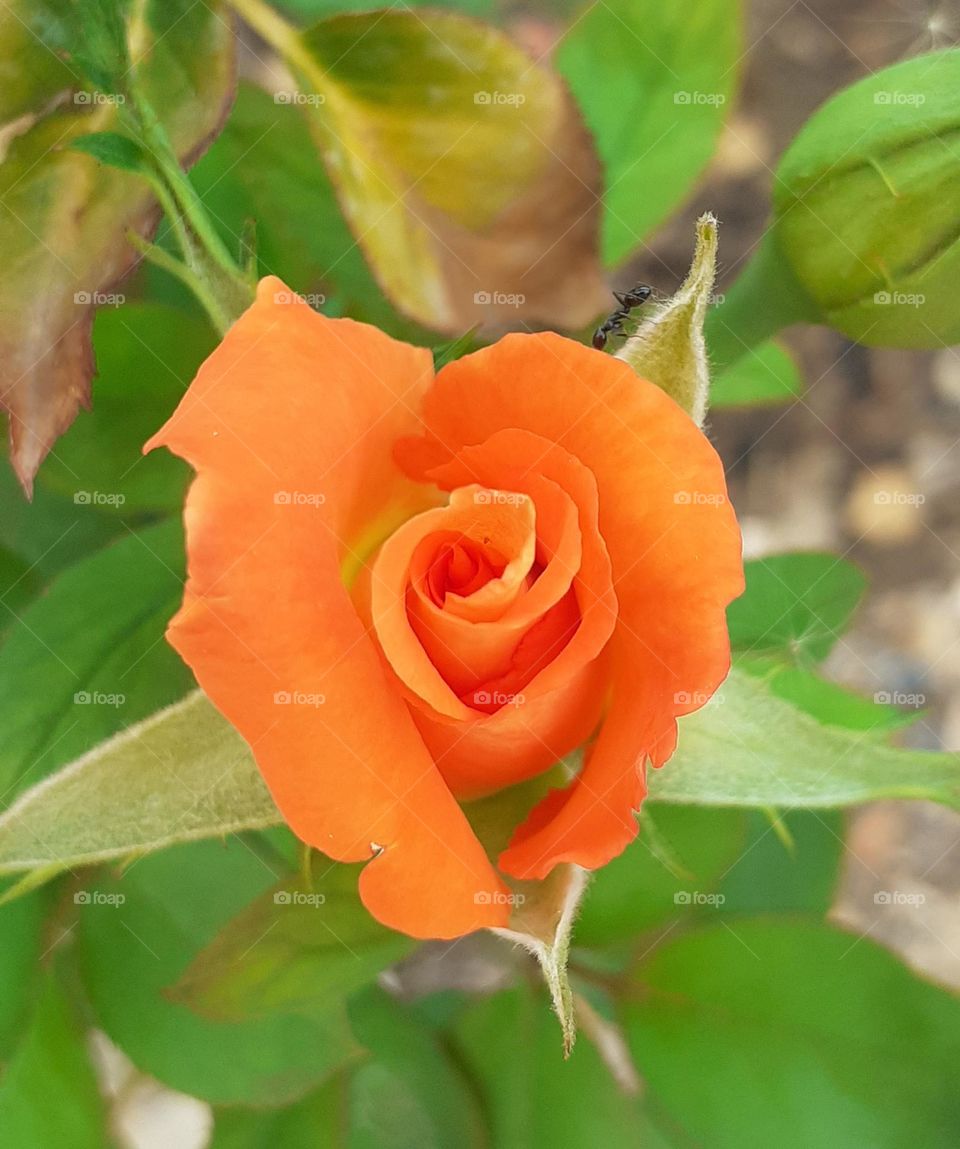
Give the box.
[706,230,821,374]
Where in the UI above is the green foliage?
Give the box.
[36,304,214,512]
[454,984,670,1147]
[727,552,867,664]
[650,668,960,811]
[557,0,740,265]
[0,888,48,1059]
[173,867,413,1022]
[573,805,747,947]
[623,919,960,1148]
[0,969,109,1148]
[77,838,362,1105]
[711,340,803,408]
[0,519,192,805]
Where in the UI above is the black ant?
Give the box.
[592,284,652,350]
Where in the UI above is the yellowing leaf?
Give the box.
[0,0,234,494]
[246,4,606,331]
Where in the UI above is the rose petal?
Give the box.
[400,334,743,878]
[145,278,509,938]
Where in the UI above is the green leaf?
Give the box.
[173,867,412,1023]
[557,0,740,266]
[240,4,605,332]
[0,691,277,878]
[0,4,75,119]
[77,838,362,1105]
[454,983,669,1147]
[0,460,122,579]
[0,886,47,1059]
[209,1077,346,1148]
[68,129,148,172]
[711,340,803,408]
[0,546,43,638]
[0,519,192,806]
[716,810,844,916]
[727,552,867,664]
[0,969,109,1148]
[0,0,234,493]
[648,668,960,811]
[741,659,917,735]
[188,83,416,336]
[347,987,487,1149]
[35,303,215,512]
[622,918,960,1148]
[8,660,958,887]
[574,805,747,947]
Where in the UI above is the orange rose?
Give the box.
[146,277,743,940]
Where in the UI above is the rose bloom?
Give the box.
[147,278,743,939]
